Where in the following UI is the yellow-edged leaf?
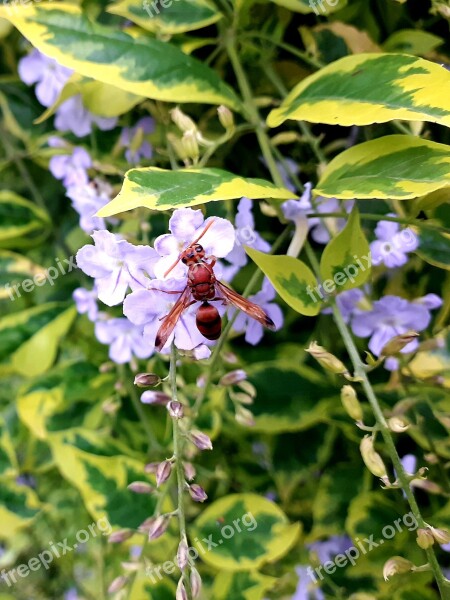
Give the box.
[0,191,50,249]
[269,0,347,14]
[0,250,45,300]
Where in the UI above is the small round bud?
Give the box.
[383,556,414,580]
[416,528,435,549]
[388,416,410,432]
[190,430,213,451]
[156,460,173,487]
[134,373,161,388]
[340,385,363,421]
[217,105,234,130]
[108,529,134,544]
[141,391,170,405]
[167,400,184,419]
[360,435,387,478]
[430,526,450,544]
[127,481,155,494]
[219,369,247,386]
[147,515,170,540]
[306,341,349,375]
[381,331,419,357]
[189,484,208,502]
[171,107,197,132]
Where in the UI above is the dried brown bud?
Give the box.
[190,566,202,599]
[190,430,213,451]
[306,341,349,375]
[360,435,387,478]
[219,370,247,386]
[381,331,419,357]
[156,460,173,487]
[383,556,414,580]
[167,400,184,419]
[416,528,435,549]
[108,529,134,544]
[148,515,170,540]
[127,481,155,494]
[340,385,363,421]
[189,484,208,502]
[134,373,161,388]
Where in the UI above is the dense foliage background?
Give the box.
[0,0,450,599]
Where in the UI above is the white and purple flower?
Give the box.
[18,49,72,107]
[371,216,419,268]
[95,317,152,364]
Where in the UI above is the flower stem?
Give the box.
[170,343,192,599]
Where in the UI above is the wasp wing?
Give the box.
[154,286,193,351]
[216,282,276,330]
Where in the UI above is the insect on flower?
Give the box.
[153,219,276,351]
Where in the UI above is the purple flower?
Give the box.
[153,208,235,280]
[330,288,366,323]
[49,146,92,188]
[95,317,152,364]
[55,95,117,137]
[307,536,353,564]
[66,179,112,233]
[310,197,354,244]
[222,198,270,281]
[293,566,324,600]
[18,49,72,107]
[123,279,214,352]
[371,215,419,268]
[76,230,159,306]
[120,117,154,164]
[64,589,79,600]
[73,287,98,321]
[275,157,300,192]
[231,278,283,345]
[282,183,315,255]
[351,295,442,357]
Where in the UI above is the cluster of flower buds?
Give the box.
[417,525,450,548]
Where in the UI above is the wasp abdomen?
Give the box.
[196,302,221,340]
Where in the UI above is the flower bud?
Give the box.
[383,556,414,580]
[171,107,197,133]
[108,575,128,593]
[190,430,213,451]
[360,435,388,478]
[183,462,196,481]
[430,527,450,544]
[141,391,170,405]
[148,515,170,540]
[219,369,247,386]
[217,105,234,131]
[156,460,173,487]
[235,405,255,427]
[121,561,140,572]
[340,385,363,421]
[182,130,199,162]
[127,481,154,494]
[388,416,410,432]
[305,341,349,375]
[176,577,188,600]
[167,400,184,419]
[237,380,257,398]
[108,529,134,543]
[102,398,120,414]
[168,132,189,161]
[190,566,202,599]
[189,484,208,502]
[134,373,161,388]
[380,331,419,356]
[416,528,435,549]
[177,537,189,570]
[144,462,159,474]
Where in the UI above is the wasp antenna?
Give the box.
[163,256,182,278]
[190,218,216,246]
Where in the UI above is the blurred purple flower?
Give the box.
[95,317,152,364]
[308,535,353,564]
[231,278,283,345]
[120,116,154,164]
[153,208,235,280]
[282,183,315,255]
[293,566,324,600]
[55,95,117,137]
[76,230,159,306]
[67,179,112,233]
[371,215,419,268]
[322,288,365,323]
[351,295,442,357]
[73,287,99,321]
[274,157,300,193]
[310,197,354,244]
[64,589,79,600]
[18,49,72,107]
[49,146,92,188]
[222,197,270,281]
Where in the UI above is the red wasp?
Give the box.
[154,219,275,351]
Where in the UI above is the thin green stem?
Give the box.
[240,32,324,70]
[170,344,192,599]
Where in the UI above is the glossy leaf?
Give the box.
[0,250,46,300]
[245,247,322,316]
[1,2,240,110]
[192,493,300,571]
[269,0,347,14]
[383,30,443,55]
[415,229,450,270]
[0,303,76,376]
[320,207,371,292]
[0,191,50,249]
[97,167,295,216]
[316,135,450,200]
[108,0,222,35]
[267,53,450,128]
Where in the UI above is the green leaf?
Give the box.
[269,0,347,14]
[192,493,300,571]
[97,167,295,216]
[415,229,450,270]
[0,191,50,249]
[319,207,371,292]
[108,0,222,35]
[0,250,46,300]
[0,418,18,479]
[129,573,176,600]
[0,480,41,540]
[244,247,322,316]
[2,2,240,109]
[211,570,277,600]
[383,30,443,55]
[267,53,450,128]
[316,135,450,200]
[0,303,76,376]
